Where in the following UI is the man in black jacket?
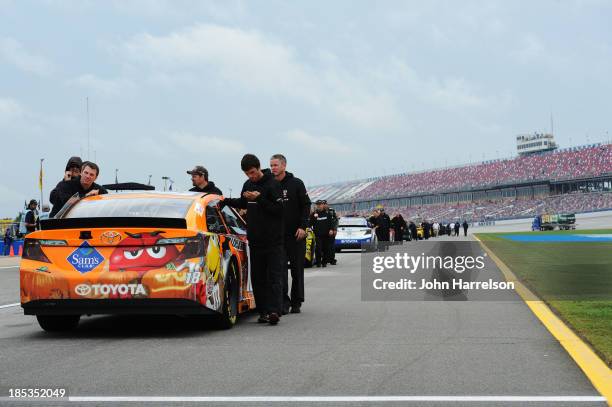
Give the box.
[187,165,223,195]
[270,154,310,314]
[369,206,391,242]
[221,154,284,325]
[49,161,108,217]
[310,200,334,268]
[50,156,82,211]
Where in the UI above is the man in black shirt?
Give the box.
[49,161,108,218]
[24,199,39,234]
[369,206,391,242]
[270,154,310,314]
[187,165,223,195]
[50,156,82,211]
[310,200,334,267]
[221,154,284,325]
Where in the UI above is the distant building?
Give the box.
[516,133,558,156]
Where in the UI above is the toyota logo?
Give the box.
[100,231,122,244]
[75,284,92,296]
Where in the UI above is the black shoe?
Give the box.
[268,313,280,325]
[282,305,290,315]
[316,264,321,268]
[257,314,269,323]
[322,263,327,268]
[330,260,337,265]
[290,304,301,314]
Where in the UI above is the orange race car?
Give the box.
[20,192,254,331]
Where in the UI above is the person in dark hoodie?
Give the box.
[49,156,82,210]
[187,165,223,195]
[221,154,284,325]
[49,161,108,217]
[270,154,311,315]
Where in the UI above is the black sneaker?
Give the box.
[268,313,280,325]
[322,263,327,268]
[316,264,321,268]
[290,304,301,314]
[257,314,269,323]
[282,304,290,315]
[330,260,337,265]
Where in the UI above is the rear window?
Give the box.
[338,217,367,227]
[63,198,193,219]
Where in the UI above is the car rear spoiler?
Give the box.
[40,217,188,230]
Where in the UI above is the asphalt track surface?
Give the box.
[0,235,607,406]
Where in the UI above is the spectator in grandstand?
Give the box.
[391,214,407,242]
[462,220,469,236]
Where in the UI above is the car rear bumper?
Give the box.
[22,299,218,316]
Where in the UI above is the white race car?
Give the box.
[334,216,376,252]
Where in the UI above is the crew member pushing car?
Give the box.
[221,154,284,325]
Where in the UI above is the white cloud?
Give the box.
[0,184,25,207]
[286,129,351,154]
[391,61,515,112]
[169,132,245,154]
[0,97,24,123]
[69,74,133,96]
[0,37,54,76]
[118,24,401,128]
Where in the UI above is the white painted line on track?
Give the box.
[0,303,20,309]
[0,265,19,269]
[23,395,601,403]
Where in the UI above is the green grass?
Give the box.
[476,230,612,367]
[489,228,612,235]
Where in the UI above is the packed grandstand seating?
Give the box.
[339,192,612,223]
[308,143,612,201]
[308,142,612,222]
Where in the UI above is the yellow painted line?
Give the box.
[474,235,612,406]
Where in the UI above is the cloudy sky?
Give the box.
[1,0,611,216]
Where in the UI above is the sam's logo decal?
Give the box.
[67,241,104,274]
[100,231,122,244]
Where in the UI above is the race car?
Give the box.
[334,216,376,252]
[20,192,254,331]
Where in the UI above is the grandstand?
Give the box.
[308,143,612,222]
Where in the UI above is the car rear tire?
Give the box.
[217,261,239,330]
[36,315,80,332]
